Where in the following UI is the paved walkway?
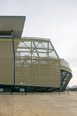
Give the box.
[0,92,77,116]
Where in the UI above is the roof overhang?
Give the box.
[0,16,25,38]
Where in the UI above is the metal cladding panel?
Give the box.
[0,39,13,84]
[14,39,60,87]
[61,65,72,74]
[60,60,72,73]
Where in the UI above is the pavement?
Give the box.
[0,92,77,116]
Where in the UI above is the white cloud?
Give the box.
[0,0,77,87]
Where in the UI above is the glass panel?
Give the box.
[49,51,58,58]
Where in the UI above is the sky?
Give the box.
[0,0,77,87]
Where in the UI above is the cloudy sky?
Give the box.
[0,0,77,87]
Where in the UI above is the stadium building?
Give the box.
[0,16,72,93]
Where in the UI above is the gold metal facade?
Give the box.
[0,39,13,84]
[15,38,60,87]
[0,38,60,87]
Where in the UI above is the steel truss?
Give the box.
[60,70,72,91]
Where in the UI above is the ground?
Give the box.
[0,92,77,116]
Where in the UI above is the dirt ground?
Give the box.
[0,92,77,116]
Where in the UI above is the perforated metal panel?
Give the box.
[14,38,60,87]
[0,39,13,84]
[0,38,60,87]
